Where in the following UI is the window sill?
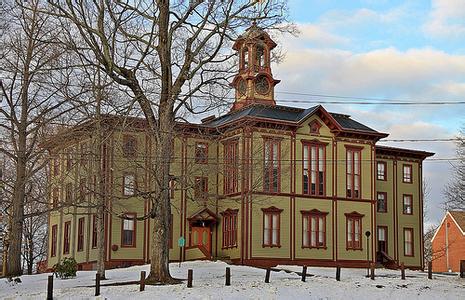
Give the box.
[302,246,327,250]
[262,245,281,248]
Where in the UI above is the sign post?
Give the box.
[178,237,185,268]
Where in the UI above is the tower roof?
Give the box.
[233,23,277,50]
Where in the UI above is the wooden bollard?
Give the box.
[46,275,53,300]
[225,267,231,286]
[370,263,375,280]
[265,268,271,283]
[460,260,465,278]
[95,272,101,296]
[428,261,432,280]
[187,269,193,288]
[140,271,146,291]
[400,263,405,280]
[336,266,341,281]
[302,265,307,282]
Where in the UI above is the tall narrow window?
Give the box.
[194,177,208,202]
[403,194,413,215]
[80,143,88,167]
[121,214,136,247]
[302,210,328,248]
[123,173,136,196]
[263,138,280,193]
[403,164,412,183]
[53,158,60,176]
[377,226,388,254]
[303,143,326,196]
[65,183,73,204]
[123,135,137,157]
[262,207,282,247]
[66,152,72,171]
[51,225,57,257]
[224,140,239,194]
[92,215,98,249]
[195,142,208,164]
[346,147,361,199]
[377,192,387,213]
[242,47,249,69]
[377,161,387,180]
[63,221,71,254]
[404,228,414,256]
[222,209,238,248]
[79,178,86,203]
[169,175,175,199]
[255,45,266,68]
[346,212,363,250]
[52,188,59,209]
[77,217,85,252]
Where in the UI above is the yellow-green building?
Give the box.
[45,25,433,271]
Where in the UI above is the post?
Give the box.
[95,272,101,296]
[365,231,371,277]
[336,266,341,281]
[265,268,271,283]
[370,263,375,280]
[460,260,465,278]
[400,263,405,280]
[302,265,307,282]
[140,271,146,291]
[46,275,53,300]
[187,269,193,288]
[428,261,432,280]
[225,267,231,286]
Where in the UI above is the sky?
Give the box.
[270,0,465,226]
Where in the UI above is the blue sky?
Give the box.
[271,0,465,225]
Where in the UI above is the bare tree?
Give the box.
[47,0,293,284]
[444,127,465,210]
[0,0,78,276]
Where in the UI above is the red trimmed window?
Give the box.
[262,207,283,247]
[194,177,208,201]
[346,147,361,199]
[63,221,71,254]
[263,138,280,193]
[66,152,72,171]
[403,194,413,215]
[303,143,326,196]
[224,140,239,194]
[52,188,59,209]
[403,164,412,183]
[123,135,137,157]
[121,213,136,247]
[53,158,60,176]
[65,183,73,204]
[222,209,238,248]
[77,217,85,252]
[404,228,414,256]
[377,192,387,213]
[80,143,88,166]
[302,210,327,248]
[377,161,387,180]
[123,173,136,196]
[195,142,208,164]
[51,225,57,257]
[346,212,363,250]
[92,215,97,249]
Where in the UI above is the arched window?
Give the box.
[255,44,266,68]
[242,47,249,69]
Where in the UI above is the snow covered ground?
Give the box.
[1,261,464,299]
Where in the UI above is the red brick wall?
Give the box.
[432,214,465,272]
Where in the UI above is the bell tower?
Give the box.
[230,23,280,111]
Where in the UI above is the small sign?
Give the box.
[178,237,185,248]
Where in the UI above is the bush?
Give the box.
[53,258,77,279]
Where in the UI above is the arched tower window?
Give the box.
[255,44,266,68]
[242,47,249,69]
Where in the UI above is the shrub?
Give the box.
[53,257,77,279]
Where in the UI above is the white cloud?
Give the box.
[424,0,465,38]
[296,23,350,47]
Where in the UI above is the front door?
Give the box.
[377,226,388,255]
[191,226,211,254]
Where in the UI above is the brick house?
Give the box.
[431,211,465,272]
